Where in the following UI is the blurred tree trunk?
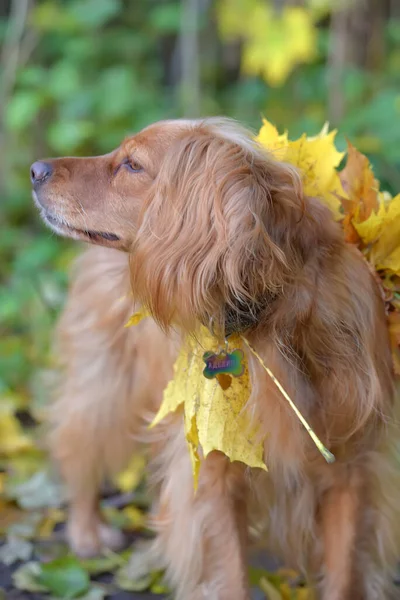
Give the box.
[0,0,11,16]
[0,0,31,196]
[390,0,400,18]
[328,0,391,124]
[180,0,201,117]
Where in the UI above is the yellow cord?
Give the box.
[241,336,335,464]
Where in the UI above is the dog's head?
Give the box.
[32,118,336,332]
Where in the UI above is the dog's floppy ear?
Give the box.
[130,122,329,332]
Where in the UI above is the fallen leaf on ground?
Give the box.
[115,569,154,592]
[6,510,42,539]
[0,534,33,565]
[121,505,146,529]
[113,538,166,593]
[81,549,129,575]
[259,575,282,600]
[35,540,70,563]
[0,499,24,534]
[7,469,65,510]
[0,411,33,456]
[37,507,65,538]
[13,561,48,593]
[38,556,90,598]
[57,585,108,600]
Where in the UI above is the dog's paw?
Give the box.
[67,521,102,558]
[67,518,126,558]
[98,522,126,552]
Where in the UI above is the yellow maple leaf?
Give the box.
[284,129,344,218]
[0,408,33,456]
[375,247,400,275]
[37,508,65,539]
[353,199,388,245]
[185,415,201,487]
[218,1,317,87]
[370,194,400,273]
[257,119,343,220]
[122,505,146,529]
[306,0,335,18]
[242,5,317,86]
[256,118,288,160]
[296,587,315,600]
[283,7,317,62]
[216,0,259,39]
[151,327,267,489]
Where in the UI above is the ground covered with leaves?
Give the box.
[0,404,315,599]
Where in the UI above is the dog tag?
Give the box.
[202,349,244,381]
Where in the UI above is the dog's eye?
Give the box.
[123,158,143,173]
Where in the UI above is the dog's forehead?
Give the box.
[120,119,195,156]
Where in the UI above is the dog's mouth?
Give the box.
[42,211,120,243]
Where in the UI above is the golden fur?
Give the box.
[32,118,400,599]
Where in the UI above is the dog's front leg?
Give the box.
[151,416,250,600]
[51,406,128,558]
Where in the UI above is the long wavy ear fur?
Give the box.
[129,119,340,333]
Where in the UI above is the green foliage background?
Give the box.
[1,0,400,413]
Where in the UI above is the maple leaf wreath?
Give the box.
[126,119,400,486]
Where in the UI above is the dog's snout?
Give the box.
[30,161,53,186]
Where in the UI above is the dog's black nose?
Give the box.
[30,161,53,185]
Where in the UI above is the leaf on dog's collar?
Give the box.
[127,312,333,486]
[150,326,267,489]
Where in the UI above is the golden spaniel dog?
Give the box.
[31,118,400,600]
